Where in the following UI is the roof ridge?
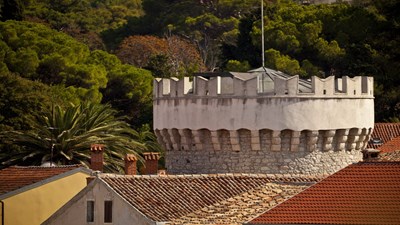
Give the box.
[11,164,83,169]
[99,173,323,177]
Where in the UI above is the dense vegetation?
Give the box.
[0,0,399,170]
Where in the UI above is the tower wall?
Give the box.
[153,75,374,175]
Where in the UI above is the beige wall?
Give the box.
[153,76,374,131]
[2,172,89,225]
[154,97,374,131]
[43,179,155,225]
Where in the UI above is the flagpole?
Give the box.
[261,0,265,68]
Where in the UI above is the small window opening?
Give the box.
[354,90,356,95]
[87,200,94,222]
[206,90,209,95]
[323,90,326,95]
[104,201,113,223]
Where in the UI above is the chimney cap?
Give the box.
[362,148,380,160]
[362,148,380,154]
[91,144,105,152]
[125,154,138,162]
[143,152,160,160]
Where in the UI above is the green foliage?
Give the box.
[264,48,303,75]
[225,60,251,72]
[101,65,153,128]
[0,21,109,100]
[0,102,151,172]
[1,0,24,21]
[146,54,173,78]
[0,0,399,157]
[219,1,399,121]
[0,72,52,131]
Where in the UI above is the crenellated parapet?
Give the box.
[153,70,375,175]
[153,75,373,99]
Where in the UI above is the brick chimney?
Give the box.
[362,148,380,160]
[90,144,105,172]
[125,154,138,175]
[143,152,160,175]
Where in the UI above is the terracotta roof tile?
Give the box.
[247,162,400,225]
[167,183,308,225]
[377,136,400,153]
[0,165,83,196]
[100,174,322,222]
[368,150,400,162]
[368,123,400,148]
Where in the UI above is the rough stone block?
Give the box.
[290,145,299,152]
[251,130,259,136]
[292,131,301,138]
[230,139,240,145]
[232,144,241,151]
[337,143,346,150]
[291,138,300,145]
[271,145,281,151]
[194,143,203,150]
[213,143,221,151]
[347,143,356,150]
[325,130,336,137]
[309,131,319,137]
[308,144,316,152]
[251,144,260,151]
[251,137,260,144]
[272,137,281,145]
[307,137,318,145]
[336,135,348,143]
[323,144,332,151]
[272,131,281,137]
[325,137,334,143]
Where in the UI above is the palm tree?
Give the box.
[0,102,155,173]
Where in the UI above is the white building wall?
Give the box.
[42,179,154,225]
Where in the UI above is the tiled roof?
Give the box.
[100,174,321,223]
[247,162,400,225]
[168,183,308,225]
[368,123,400,148]
[0,165,84,196]
[369,150,400,162]
[377,136,400,153]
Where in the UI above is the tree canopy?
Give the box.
[0,102,149,172]
[0,0,399,170]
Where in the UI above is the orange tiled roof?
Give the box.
[368,123,400,148]
[377,136,400,153]
[168,183,308,225]
[247,162,400,225]
[368,150,400,162]
[0,165,83,196]
[100,174,322,223]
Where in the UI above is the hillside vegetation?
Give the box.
[0,0,399,169]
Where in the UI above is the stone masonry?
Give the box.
[155,128,370,175]
[153,69,374,175]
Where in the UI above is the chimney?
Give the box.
[90,144,105,172]
[125,154,138,175]
[362,148,380,160]
[143,152,160,175]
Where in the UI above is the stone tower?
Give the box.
[153,68,374,175]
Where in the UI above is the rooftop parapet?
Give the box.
[154,74,373,99]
